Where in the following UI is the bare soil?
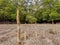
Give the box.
[0,24,60,45]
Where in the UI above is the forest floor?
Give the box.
[0,24,60,45]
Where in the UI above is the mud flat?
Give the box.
[0,24,60,45]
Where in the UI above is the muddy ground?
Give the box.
[0,24,60,45]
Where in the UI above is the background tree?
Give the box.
[0,0,60,24]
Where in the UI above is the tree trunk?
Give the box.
[16,6,21,45]
[52,19,54,24]
[24,23,26,41]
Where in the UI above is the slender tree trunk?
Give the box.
[24,23,26,41]
[16,6,21,45]
[35,23,37,38]
[52,19,54,24]
[52,19,54,30]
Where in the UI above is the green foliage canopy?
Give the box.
[0,0,60,23]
